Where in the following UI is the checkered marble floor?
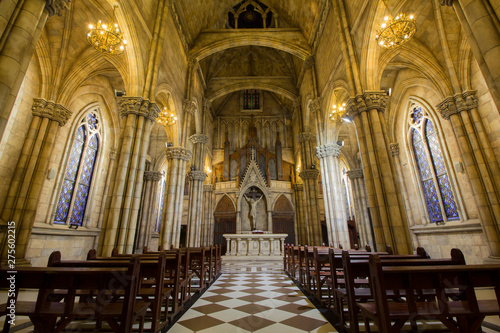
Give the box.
[169,269,337,332]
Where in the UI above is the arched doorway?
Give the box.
[272,195,295,244]
[214,195,236,254]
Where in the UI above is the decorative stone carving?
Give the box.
[183,99,197,115]
[390,143,400,156]
[293,183,304,191]
[166,147,192,161]
[440,0,453,6]
[109,148,117,160]
[32,99,72,126]
[463,90,479,110]
[118,97,160,122]
[299,169,320,180]
[436,96,459,120]
[437,91,479,120]
[347,91,388,118]
[189,171,207,181]
[298,132,315,143]
[304,56,315,70]
[188,57,199,70]
[190,134,209,145]
[309,97,322,114]
[203,184,213,191]
[144,171,162,182]
[45,0,70,16]
[316,144,341,158]
[346,168,363,180]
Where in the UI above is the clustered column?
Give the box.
[1,98,71,263]
[136,171,162,252]
[293,183,306,245]
[346,168,374,250]
[161,147,192,249]
[101,97,159,255]
[316,143,349,247]
[347,91,412,254]
[186,134,208,247]
[202,184,214,246]
[437,91,500,258]
[298,132,322,245]
[0,0,70,142]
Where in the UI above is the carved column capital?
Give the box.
[118,97,160,122]
[437,91,479,120]
[347,91,387,118]
[463,90,479,110]
[144,171,162,182]
[440,0,454,6]
[346,168,363,179]
[188,57,199,70]
[45,0,70,16]
[166,147,192,161]
[32,98,72,126]
[436,96,459,120]
[293,183,304,191]
[183,99,197,115]
[189,170,207,181]
[390,143,400,156]
[316,144,341,158]
[309,97,322,114]
[298,132,315,143]
[203,184,213,191]
[190,134,209,145]
[299,169,320,180]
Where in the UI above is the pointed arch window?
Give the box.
[409,105,459,222]
[54,112,101,226]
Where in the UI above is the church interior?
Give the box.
[2,0,500,332]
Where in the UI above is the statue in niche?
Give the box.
[244,193,263,230]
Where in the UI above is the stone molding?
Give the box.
[109,148,117,160]
[293,183,304,191]
[390,143,400,156]
[440,0,453,6]
[203,99,212,114]
[188,57,199,70]
[166,147,192,161]
[299,168,320,180]
[190,134,209,144]
[298,132,315,143]
[189,171,207,181]
[347,91,388,118]
[304,56,315,70]
[45,0,70,16]
[144,171,162,182]
[309,97,322,114]
[437,91,478,120]
[183,99,197,115]
[316,144,341,158]
[118,97,160,122]
[203,184,214,191]
[346,168,363,180]
[32,99,72,126]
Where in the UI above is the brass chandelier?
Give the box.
[330,91,350,123]
[156,107,177,128]
[87,7,127,54]
[375,0,416,49]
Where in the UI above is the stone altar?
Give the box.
[223,233,287,257]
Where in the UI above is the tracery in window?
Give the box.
[243,89,260,110]
[227,0,277,29]
[409,105,459,222]
[54,112,101,225]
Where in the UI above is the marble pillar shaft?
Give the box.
[137,171,161,251]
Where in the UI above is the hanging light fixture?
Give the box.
[330,91,351,123]
[87,6,127,54]
[375,0,416,49]
[156,96,177,128]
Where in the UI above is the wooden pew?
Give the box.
[48,251,173,333]
[354,252,499,333]
[0,257,149,333]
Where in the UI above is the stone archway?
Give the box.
[272,195,295,244]
[214,195,236,254]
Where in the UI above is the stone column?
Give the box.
[1,98,71,263]
[441,0,500,109]
[101,97,159,256]
[316,144,349,247]
[0,0,70,143]
[437,92,500,258]
[293,183,306,245]
[136,171,162,252]
[161,147,192,249]
[347,91,412,254]
[186,134,208,247]
[346,168,374,249]
[297,132,322,245]
[267,210,273,232]
[202,184,214,246]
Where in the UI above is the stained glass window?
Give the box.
[243,90,260,110]
[409,106,459,222]
[54,112,101,226]
[155,178,166,233]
